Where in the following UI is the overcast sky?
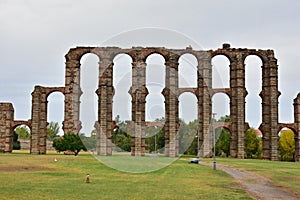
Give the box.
[1,0,299,135]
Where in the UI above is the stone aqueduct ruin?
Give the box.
[0,44,300,161]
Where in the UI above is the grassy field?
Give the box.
[0,152,252,200]
[202,157,300,195]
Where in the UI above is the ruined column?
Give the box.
[196,52,212,158]
[97,56,113,156]
[39,88,47,154]
[230,53,246,158]
[30,86,48,154]
[0,103,14,153]
[130,53,147,156]
[31,86,42,154]
[163,53,179,157]
[261,51,280,161]
[64,59,82,134]
[293,93,300,161]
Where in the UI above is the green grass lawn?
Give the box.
[202,157,300,195]
[0,152,252,200]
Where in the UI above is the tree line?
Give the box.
[13,118,296,161]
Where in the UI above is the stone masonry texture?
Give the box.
[0,44,299,161]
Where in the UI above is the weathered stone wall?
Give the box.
[0,103,14,153]
[1,44,299,161]
[19,139,55,150]
[60,45,293,159]
[31,86,64,154]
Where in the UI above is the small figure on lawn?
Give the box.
[86,174,90,183]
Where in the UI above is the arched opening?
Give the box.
[178,92,198,155]
[212,55,230,88]
[145,125,165,154]
[80,53,99,136]
[112,54,133,152]
[145,53,165,122]
[13,124,31,152]
[278,127,296,162]
[245,55,262,128]
[215,126,231,157]
[47,92,64,137]
[245,128,263,159]
[178,53,198,88]
[113,53,132,122]
[179,92,197,123]
[212,93,230,121]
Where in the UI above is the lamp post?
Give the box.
[212,113,217,170]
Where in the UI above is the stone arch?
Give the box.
[47,90,65,137]
[80,53,100,135]
[140,48,170,62]
[112,53,133,121]
[45,87,65,99]
[212,92,230,119]
[179,92,198,123]
[145,122,165,154]
[64,50,97,134]
[241,51,267,65]
[214,122,232,133]
[214,124,232,157]
[245,55,263,129]
[12,120,32,130]
[145,53,166,122]
[211,88,231,97]
[278,124,298,134]
[211,54,231,88]
[210,51,233,63]
[31,86,65,154]
[1,43,298,163]
[277,126,298,161]
[12,122,31,151]
[178,53,198,88]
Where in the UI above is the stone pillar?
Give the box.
[196,52,212,158]
[39,88,47,154]
[261,51,280,161]
[64,59,82,134]
[130,54,147,156]
[293,93,300,161]
[97,56,113,156]
[30,86,48,154]
[0,103,14,153]
[230,53,246,158]
[163,54,179,157]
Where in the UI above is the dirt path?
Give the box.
[200,162,299,200]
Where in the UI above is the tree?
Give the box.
[15,125,30,140]
[179,119,197,155]
[13,133,21,150]
[279,128,295,161]
[215,128,230,157]
[47,122,60,141]
[53,132,87,156]
[257,137,262,159]
[245,128,259,158]
[218,115,230,122]
[112,121,131,152]
[214,115,231,157]
[145,126,165,153]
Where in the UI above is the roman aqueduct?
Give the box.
[0,44,299,161]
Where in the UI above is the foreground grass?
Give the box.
[202,157,300,195]
[0,152,251,200]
